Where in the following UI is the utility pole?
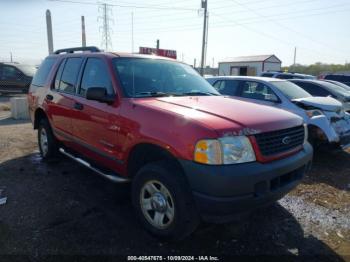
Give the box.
[46,9,54,54]
[98,3,113,51]
[131,12,134,53]
[293,47,297,67]
[81,16,86,47]
[200,0,208,76]
[10,52,13,63]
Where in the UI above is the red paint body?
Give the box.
[28,52,304,178]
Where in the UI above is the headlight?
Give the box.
[306,109,323,118]
[194,136,256,165]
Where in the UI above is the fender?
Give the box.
[308,115,339,143]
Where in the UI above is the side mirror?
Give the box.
[86,87,115,104]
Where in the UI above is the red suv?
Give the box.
[28,47,313,239]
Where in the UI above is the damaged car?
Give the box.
[206,76,350,149]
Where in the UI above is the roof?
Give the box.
[205,76,285,82]
[219,55,281,63]
[48,46,177,61]
[48,51,177,62]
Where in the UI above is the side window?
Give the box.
[223,80,239,96]
[54,60,66,90]
[59,58,83,94]
[240,81,279,102]
[1,65,20,79]
[80,58,113,96]
[213,80,222,90]
[213,80,239,96]
[32,57,57,87]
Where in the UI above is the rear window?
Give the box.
[325,75,350,85]
[325,75,342,81]
[31,57,57,87]
[261,73,274,77]
[275,74,293,79]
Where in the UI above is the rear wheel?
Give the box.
[38,118,58,160]
[132,161,200,240]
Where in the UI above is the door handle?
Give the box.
[74,102,84,110]
[46,94,54,101]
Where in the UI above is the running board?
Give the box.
[59,148,130,183]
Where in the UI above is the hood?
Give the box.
[292,96,342,112]
[134,96,303,135]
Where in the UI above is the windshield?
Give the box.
[113,58,220,98]
[271,81,312,99]
[317,80,350,96]
[16,64,37,76]
[326,80,350,91]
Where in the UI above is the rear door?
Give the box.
[46,57,84,139]
[71,57,121,170]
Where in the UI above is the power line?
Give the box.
[229,0,348,54]
[48,0,198,11]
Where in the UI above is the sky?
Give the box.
[0,0,350,67]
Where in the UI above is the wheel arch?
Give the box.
[127,143,185,179]
[34,108,48,129]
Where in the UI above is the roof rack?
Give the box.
[54,46,101,54]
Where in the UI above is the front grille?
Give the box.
[255,126,305,156]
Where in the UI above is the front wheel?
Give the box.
[132,161,200,240]
[38,118,58,160]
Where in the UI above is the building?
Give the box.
[218,55,282,76]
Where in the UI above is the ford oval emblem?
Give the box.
[282,136,291,145]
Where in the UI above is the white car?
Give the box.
[206,76,350,149]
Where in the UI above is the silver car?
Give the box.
[206,76,350,149]
[290,79,350,112]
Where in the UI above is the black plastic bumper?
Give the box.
[179,143,313,222]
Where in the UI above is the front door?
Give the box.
[71,57,121,171]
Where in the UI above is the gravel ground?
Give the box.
[0,100,349,261]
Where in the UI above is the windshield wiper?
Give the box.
[180,91,219,96]
[134,92,177,97]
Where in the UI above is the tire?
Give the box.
[38,118,58,161]
[132,161,200,240]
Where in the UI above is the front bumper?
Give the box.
[179,143,313,222]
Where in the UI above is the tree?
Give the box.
[283,63,350,77]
